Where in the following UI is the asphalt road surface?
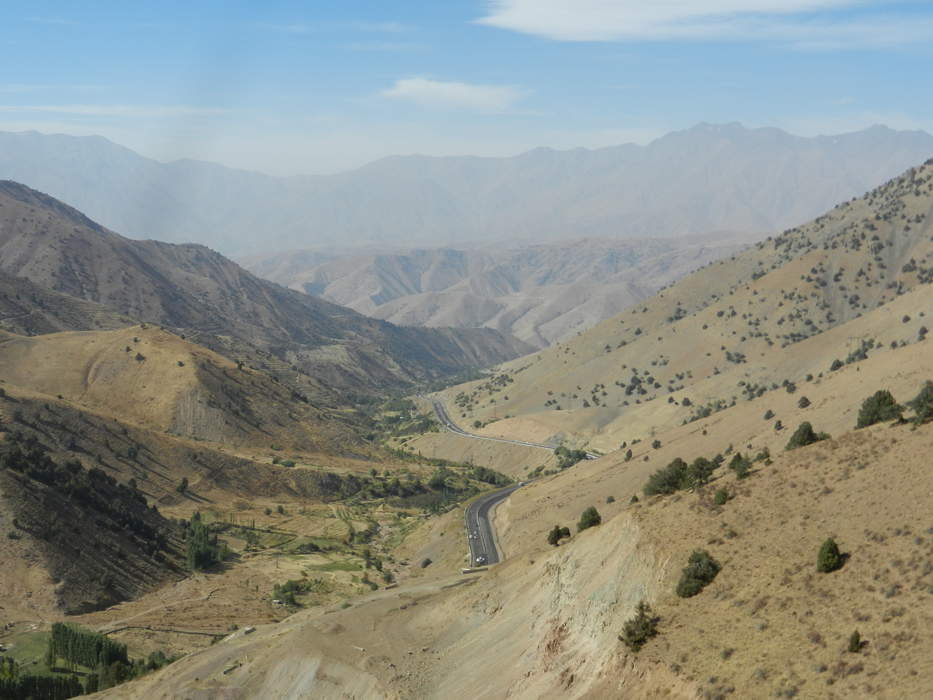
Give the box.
[464,483,523,566]
[430,398,598,566]
[431,400,598,460]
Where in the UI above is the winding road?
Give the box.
[430,398,598,566]
[464,484,522,567]
[431,400,599,459]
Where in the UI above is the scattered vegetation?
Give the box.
[546,525,572,546]
[785,422,829,450]
[184,512,227,571]
[856,390,903,428]
[675,550,721,598]
[643,456,718,496]
[619,600,659,652]
[576,506,602,532]
[906,380,933,424]
[554,445,588,470]
[817,537,844,573]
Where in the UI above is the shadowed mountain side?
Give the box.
[0,181,530,394]
[0,268,134,335]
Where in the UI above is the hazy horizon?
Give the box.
[3,1,932,175]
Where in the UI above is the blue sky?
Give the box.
[2,0,932,174]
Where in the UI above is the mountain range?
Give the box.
[243,233,754,347]
[1,124,932,255]
[0,180,527,397]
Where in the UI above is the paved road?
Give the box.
[431,400,599,460]
[430,398,599,567]
[464,483,522,566]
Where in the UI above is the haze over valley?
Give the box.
[2,2,933,699]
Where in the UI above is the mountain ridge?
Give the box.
[0,180,529,396]
[1,124,931,254]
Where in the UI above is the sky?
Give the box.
[2,0,932,175]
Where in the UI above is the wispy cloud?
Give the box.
[0,104,228,118]
[476,1,933,48]
[381,78,528,113]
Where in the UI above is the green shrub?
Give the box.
[687,457,715,487]
[713,488,729,506]
[675,550,721,597]
[907,381,933,424]
[848,630,862,653]
[547,525,564,546]
[785,422,829,450]
[619,600,659,652]
[728,453,751,479]
[817,537,843,573]
[577,506,602,532]
[643,458,689,495]
[856,390,903,428]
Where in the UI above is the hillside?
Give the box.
[0,180,528,394]
[435,158,933,451]
[0,325,359,452]
[0,268,133,336]
[0,435,185,616]
[91,336,933,699]
[243,234,753,348]
[1,125,931,254]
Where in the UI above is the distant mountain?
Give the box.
[1,124,932,255]
[243,233,755,348]
[0,180,529,394]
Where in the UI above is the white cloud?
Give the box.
[475,1,933,47]
[381,78,527,113]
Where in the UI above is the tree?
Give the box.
[906,380,933,424]
[577,506,602,532]
[817,537,843,573]
[797,396,811,408]
[675,550,721,597]
[619,600,659,652]
[856,390,903,428]
[643,458,689,496]
[785,422,828,450]
[728,453,751,480]
[547,525,571,546]
[176,477,188,493]
[687,457,715,487]
[848,630,862,653]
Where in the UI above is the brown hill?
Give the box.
[436,158,933,451]
[91,342,933,699]
[243,234,753,348]
[0,180,529,395]
[75,163,933,700]
[0,324,358,453]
